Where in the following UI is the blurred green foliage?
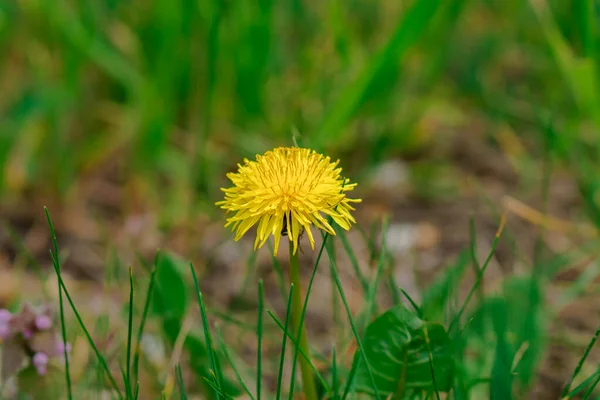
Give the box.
[2,0,600,227]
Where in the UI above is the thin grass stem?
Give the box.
[189,262,224,399]
[268,311,330,392]
[448,213,506,333]
[215,326,256,400]
[562,325,600,397]
[133,252,158,385]
[257,280,264,400]
[275,284,294,400]
[44,207,73,400]
[125,267,134,399]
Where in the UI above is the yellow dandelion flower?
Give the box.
[216,146,362,255]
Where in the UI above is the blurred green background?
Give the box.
[3,0,599,226]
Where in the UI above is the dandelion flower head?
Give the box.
[216,147,361,255]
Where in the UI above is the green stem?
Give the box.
[288,241,318,400]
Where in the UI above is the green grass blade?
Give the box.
[267,310,330,392]
[565,368,600,399]
[562,324,600,397]
[276,284,294,400]
[215,326,256,400]
[207,307,256,332]
[257,279,264,400]
[582,370,600,399]
[49,254,123,397]
[362,217,389,332]
[448,214,506,333]
[324,234,381,400]
[176,363,188,400]
[315,0,444,148]
[120,363,131,399]
[189,262,224,399]
[336,228,368,294]
[203,377,235,400]
[327,237,340,345]
[126,267,134,399]
[423,326,441,400]
[332,345,338,400]
[387,273,401,306]
[287,235,333,399]
[44,207,73,400]
[400,288,422,317]
[468,216,483,303]
[133,252,159,385]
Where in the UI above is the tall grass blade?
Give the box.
[562,325,600,397]
[287,234,332,400]
[332,345,338,400]
[176,363,188,400]
[336,228,368,294]
[362,217,389,332]
[126,267,135,398]
[268,311,330,392]
[215,326,256,400]
[468,216,483,303]
[400,288,422,317]
[324,234,381,400]
[49,257,123,397]
[423,326,441,400]
[120,363,131,399]
[133,252,159,385]
[448,213,506,333]
[582,370,600,399]
[257,280,264,400]
[44,207,73,400]
[565,368,600,399]
[316,0,444,148]
[276,284,295,400]
[189,262,224,399]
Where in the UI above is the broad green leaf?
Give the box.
[353,305,454,397]
[152,251,189,323]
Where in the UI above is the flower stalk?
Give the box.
[288,240,318,400]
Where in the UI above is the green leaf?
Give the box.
[152,251,189,322]
[353,306,454,397]
[463,277,547,397]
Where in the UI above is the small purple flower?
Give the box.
[0,309,12,323]
[32,352,49,376]
[0,309,12,339]
[34,315,52,331]
[56,341,72,354]
[22,329,33,339]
